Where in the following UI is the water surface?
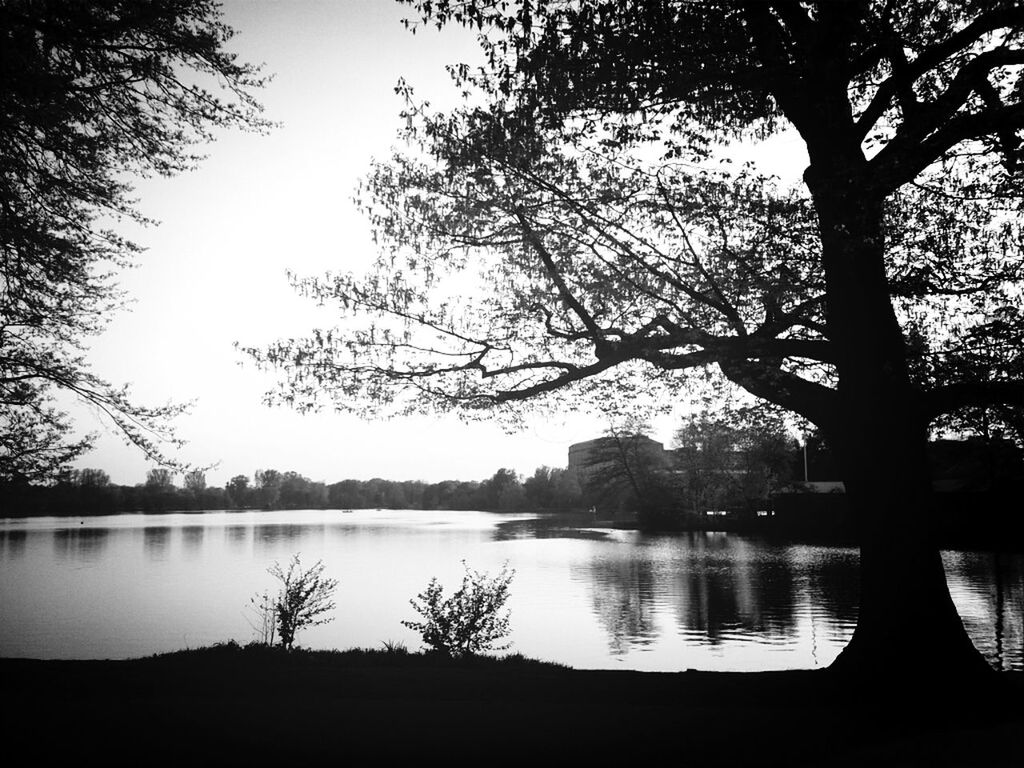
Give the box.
[1,509,1020,671]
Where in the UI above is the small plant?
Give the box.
[247,589,277,647]
[402,561,515,658]
[253,554,339,650]
[380,639,409,655]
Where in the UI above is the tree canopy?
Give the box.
[0,0,269,481]
[248,1,1023,444]
[249,1,1024,673]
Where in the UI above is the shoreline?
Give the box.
[3,506,1022,552]
[3,644,1022,766]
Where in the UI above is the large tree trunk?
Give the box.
[807,168,992,680]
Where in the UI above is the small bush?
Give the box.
[252,554,338,650]
[247,589,277,647]
[402,561,515,658]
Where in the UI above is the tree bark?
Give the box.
[806,166,993,679]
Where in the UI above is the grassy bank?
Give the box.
[2,644,1021,766]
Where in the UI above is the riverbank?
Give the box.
[2,644,1021,766]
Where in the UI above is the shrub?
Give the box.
[402,561,515,658]
[254,554,338,650]
[247,589,277,647]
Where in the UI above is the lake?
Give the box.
[1,508,1020,671]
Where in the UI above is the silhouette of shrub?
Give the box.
[402,561,514,657]
[252,554,338,650]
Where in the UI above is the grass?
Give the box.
[1,643,1021,766]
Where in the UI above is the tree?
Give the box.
[576,425,675,520]
[263,555,339,651]
[248,3,1024,676]
[480,467,526,510]
[184,469,206,494]
[0,1,269,482]
[674,408,796,514]
[523,465,582,509]
[254,468,282,509]
[402,561,515,658]
[226,474,251,508]
[145,468,174,491]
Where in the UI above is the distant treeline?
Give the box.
[0,466,585,516]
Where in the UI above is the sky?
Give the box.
[70,0,807,488]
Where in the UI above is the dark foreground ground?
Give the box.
[2,645,1021,767]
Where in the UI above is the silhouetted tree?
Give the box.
[254,469,282,509]
[481,467,526,510]
[263,555,338,651]
[674,408,795,513]
[144,467,176,511]
[523,465,582,510]
[226,474,251,509]
[248,2,1024,676]
[0,1,269,481]
[184,469,206,493]
[578,426,674,521]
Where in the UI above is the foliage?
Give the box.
[248,590,277,648]
[0,0,269,481]
[575,422,675,517]
[522,465,582,510]
[243,2,1024,444]
[244,2,1024,670]
[673,407,796,513]
[0,462,583,516]
[402,561,515,658]
[263,555,339,651]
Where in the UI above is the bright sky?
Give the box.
[70,0,807,488]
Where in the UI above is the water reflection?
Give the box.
[587,557,660,654]
[944,551,1024,672]
[494,513,611,542]
[181,526,205,555]
[253,523,323,549]
[142,527,171,559]
[0,509,1020,671]
[1,529,26,558]
[224,526,249,550]
[52,527,109,562]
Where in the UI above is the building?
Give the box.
[566,435,668,495]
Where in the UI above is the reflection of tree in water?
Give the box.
[493,513,611,542]
[253,523,325,550]
[0,529,27,558]
[944,551,1024,671]
[794,545,860,637]
[224,525,249,549]
[181,526,204,554]
[143,527,171,558]
[674,534,799,644]
[586,557,660,654]
[52,527,109,562]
